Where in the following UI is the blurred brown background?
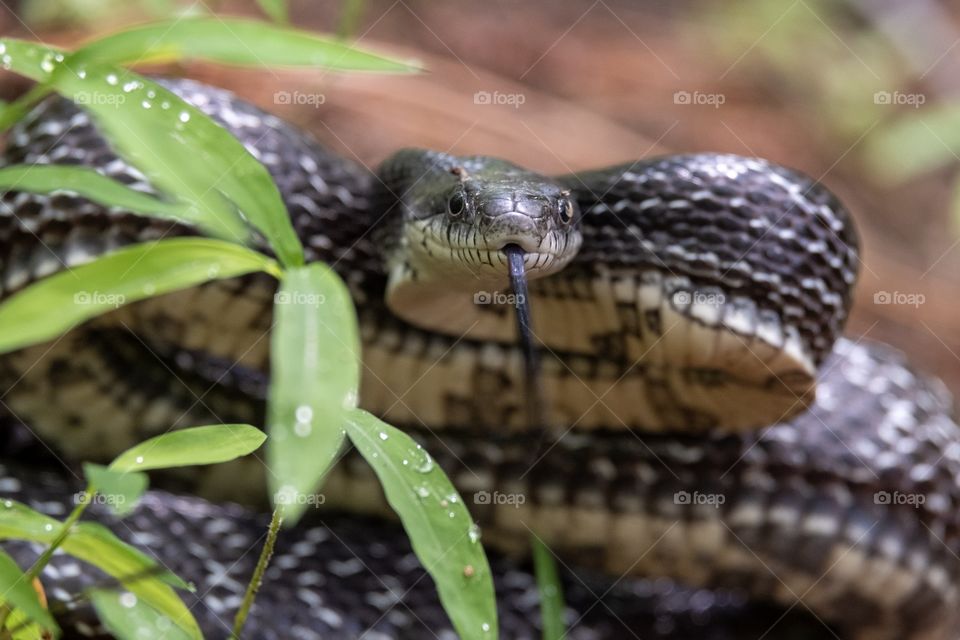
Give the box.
[2,0,959,395]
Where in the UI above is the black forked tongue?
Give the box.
[504,244,544,428]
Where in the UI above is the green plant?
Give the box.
[0,14,497,640]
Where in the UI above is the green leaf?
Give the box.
[0,238,279,355]
[255,0,289,23]
[83,464,148,517]
[268,264,360,525]
[345,411,498,640]
[531,536,565,640]
[0,501,200,639]
[0,549,59,637]
[864,105,960,181]
[109,424,266,472]
[0,165,248,240]
[0,85,52,131]
[0,39,305,267]
[69,18,417,71]
[90,589,193,640]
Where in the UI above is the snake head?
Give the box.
[375,149,583,334]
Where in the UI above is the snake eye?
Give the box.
[557,198,575,225]
[447,192,466,217]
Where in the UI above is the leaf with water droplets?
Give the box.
[109,424,266,473]
[0,501,199,638]
[91,590,193,640]
[345,410,497,640]
[0,238,279,355]
[0,549,59,638]
[0,38,305,267]
[268,264,359,525]
[68,18,417,72]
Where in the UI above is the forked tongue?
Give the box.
[504,244,544,427]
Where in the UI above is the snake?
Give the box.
[0,77,958,639]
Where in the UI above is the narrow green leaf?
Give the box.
[0,501,199,638]
[0,39,305,267]
[0,238,279,355]
[0,165,248,240]
[256,0,289,24]
[69,18,417,71]
[345,411,498,640]
[531,536,566,640]
[268,264,360,525]
[83,464,148,517]
[110,424,266,472]
[0,549,59,637]
[0,84,52,131]
[91,589,192,640]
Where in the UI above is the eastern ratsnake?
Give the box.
[0,78,958,639]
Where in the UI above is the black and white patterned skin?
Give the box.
[0,78,957,639]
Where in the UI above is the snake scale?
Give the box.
[0,78,958,639]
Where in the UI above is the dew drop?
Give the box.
[160,101,170,110]
[448,511,456,518]
[378,432,389,441]
[106,73,118,85]
[468,524,481,543]
[3,500,12,508]
[141,100,152,109]
[415,453,434,474]
[40,56,55,73]
[122,80,140,93]
[293,421,312,437]
[463,564,475,578]
[77,69,86,79]
[178,111,190,123]
[44,523,53,531]
[0,44,6,55]
[481,623,491,633]
[402,459,409,466]
[135,456,144,464]
[415,486,430,499]
[206,264,220,277]
[146,90,156,99]
[295,405,313,423]
[1,55,11,70]
[120,592,137,608]
[342,389,358,409]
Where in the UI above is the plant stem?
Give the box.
[25,485,93,582]
[231,506,283,639]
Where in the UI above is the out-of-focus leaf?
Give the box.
[864,105,960,181]
[255,0,289,24]
[70,18,417,72]
[531,536,565,640]
[0,501,199,638]
[0,238,279,355]
[90,589,193,640]
[345,411,497,640]
[83,464,148,517]
[268,264,360,525]
[0,549,59,637]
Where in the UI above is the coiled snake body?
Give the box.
[1,79,959,639]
